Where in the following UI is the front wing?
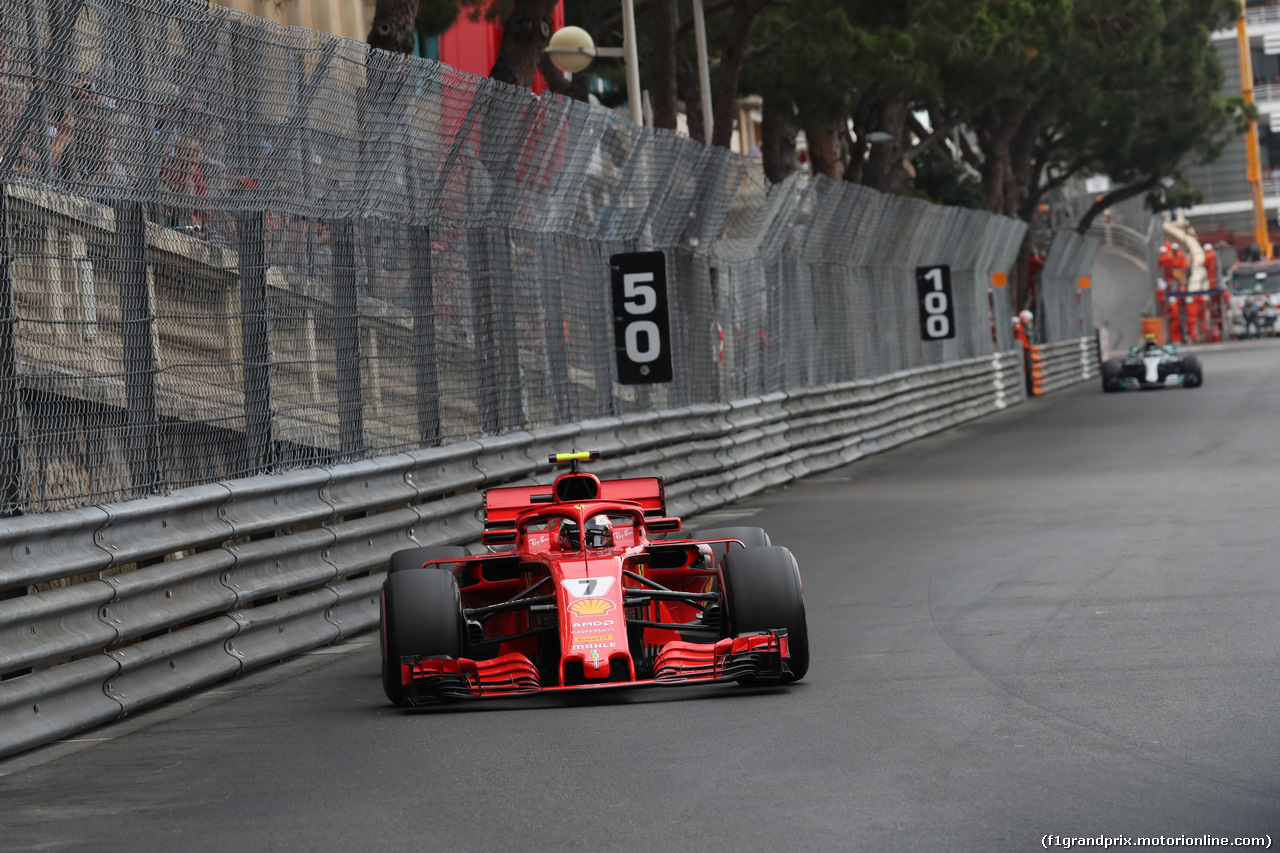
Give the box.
[1115,361,1191,389]
[401,632,792,704]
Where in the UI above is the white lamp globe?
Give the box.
[548,26,595,74]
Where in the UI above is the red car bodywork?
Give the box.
[381,463,799,705]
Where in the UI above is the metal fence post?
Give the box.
[116,202,160,496]
[409,225,441,446]
[331,219,365,458]
[237,210,274,473]
[541,236,571,424]
[470,229,523,434]
[0,187,26,515]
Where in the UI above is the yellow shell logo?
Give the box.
[568,598,614,616]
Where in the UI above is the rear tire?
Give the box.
[380,569,463,706]
[693,525,770,567]
[1182,355,1203,388]
[387,545,469,575]
[719,545,809,683]
[1101,358,1123,393]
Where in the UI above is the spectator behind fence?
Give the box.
[0,45,31,153]
[160,134,207,231]
[50,81,116,187]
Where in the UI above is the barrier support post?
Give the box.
[237,210,274,472]
[409,225,441,446]
[0,186,25,516]
[331,219,365,459]
[116,201,160,496]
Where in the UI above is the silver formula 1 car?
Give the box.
[1101,343,1203,392]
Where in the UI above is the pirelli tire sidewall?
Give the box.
[1182,354,1203,387]
[719,545,809,682]
[692,525,771,568]
[380,568,464,705]
[1101,358,1123,392]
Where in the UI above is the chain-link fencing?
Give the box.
[0,0,1026,515]
[1036,230,1100,344]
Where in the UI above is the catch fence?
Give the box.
[1035,191,1164,344]
[1037,230,1100,344]
[0,0,1025,516]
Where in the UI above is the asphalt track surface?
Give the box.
[4,343,1280,852]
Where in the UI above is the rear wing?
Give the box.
[484,477,666,529]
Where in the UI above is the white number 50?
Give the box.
[623,273,657,315]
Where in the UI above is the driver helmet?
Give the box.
[558,519,580,551]
[584,514,612,549]
[1203,243,1213,252]
[1018,309,1033,324]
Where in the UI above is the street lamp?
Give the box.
[548,1,714,144]
[546,7,641,128]
[546,26,597,74]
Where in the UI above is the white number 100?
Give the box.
[923,267,950,338]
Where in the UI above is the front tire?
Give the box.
[380,569,463,706]
[693,525,770,567]
[1182,355,1203,388]
[720,545,809,683]
[1101,358,1123,393]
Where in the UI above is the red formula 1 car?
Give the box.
[379,452,809,705]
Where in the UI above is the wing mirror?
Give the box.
[481,529,518,546]
[644,517,681,534]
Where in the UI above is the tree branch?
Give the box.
[903,109,968,160]
[740,15,814,66]
[536,53,574,97]
[1037,155,1089,196]
[1075,173,1162,233]
[956,130,983,171]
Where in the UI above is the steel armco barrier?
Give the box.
[0,350,1026,758]
[1029,338,1097,396]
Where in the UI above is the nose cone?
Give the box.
[557,556,632,683]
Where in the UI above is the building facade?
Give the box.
[210,0,374,41]
[1185,2,1280,249]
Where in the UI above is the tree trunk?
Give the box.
[843,137,867,184]
[761,97,796,184]
[650,0,679,130]
[1012,231,1033,315]
[1006,108,1039,220]
[710,0,771,149]
[860,89,909,193]
[804,125,842,180]
[537,53,590,102]
[677,51,706,145]
[976,101,1028,216]
[490,0,558,89]
[367,0,418,55]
